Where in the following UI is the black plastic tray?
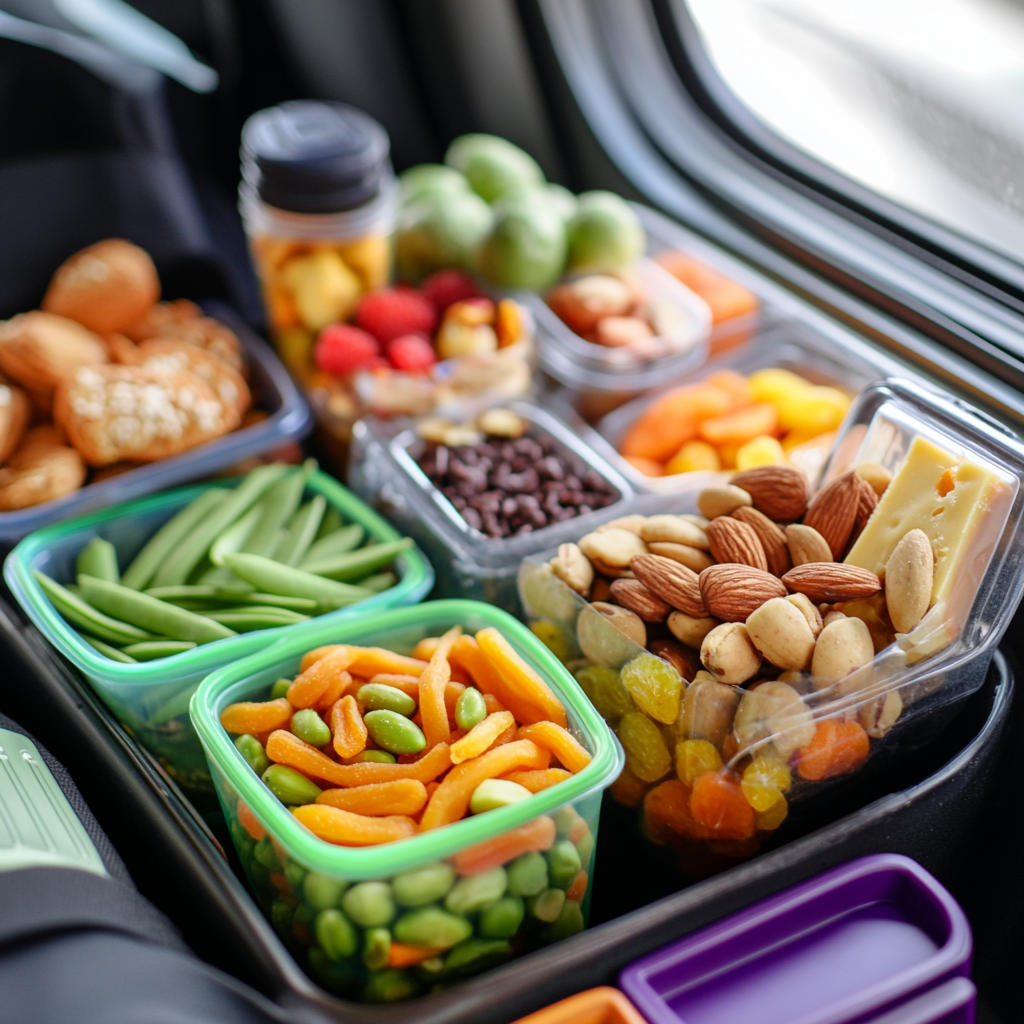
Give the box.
[0,592,1012,1024]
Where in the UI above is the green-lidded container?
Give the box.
[190,601,623,1003]
[4,472,433,793]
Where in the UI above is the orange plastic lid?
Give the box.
[512,987,648,1024]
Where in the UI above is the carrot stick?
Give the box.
[314,670,351,711]
[288,647,353,709]
[451,815,557,875]
[419,740,549,831]
[315,779,428,816]
[476,628,567,728]
[566,870,588,902]
[330,696,367,759]
[419,626,461,747]
[237,800,266,840]
[348,647,428,679]
[450,711,515,765]
[300,644,345,673]
[388,943,446,968]
[220,698,292,735]
[482,693,506,715]
[517,722,591,773]
[501,768,572,793]
[412,636,441,661]
[292,804,417,846]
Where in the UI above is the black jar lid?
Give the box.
[241,101,392,214]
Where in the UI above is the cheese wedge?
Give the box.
[846,435,1009,612]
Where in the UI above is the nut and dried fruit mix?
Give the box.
[0,239,256,510]
[522,435,1008,865]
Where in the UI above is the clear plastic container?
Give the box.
[0,303,311,544]
[518,377,1024,870]
[190,600,624,1003]
[348,399,635,611]
[3,472,433,793]
[583,324,884,494]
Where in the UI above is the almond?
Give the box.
[595,515,648,536]
[706,516,768,571]
[782,563,882,602]
[647,542,714,573]
[699,563,788,622]
[849,475,878,545]
[731,465,808,522]
[732,505,790,576]
[667,610,721,648]
[884,528,933,632]
[697,485,751,520]
[785,523,832,565]
[803,471,860,558]
[639,515,709,549]
[855,461,892,497]
[610,578,671,622]
[631,554,707,616]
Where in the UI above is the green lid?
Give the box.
[192,600,623,880]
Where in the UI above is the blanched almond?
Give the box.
[786,523,832,566]
[667,610,720,648]
[647,541,714,573]
[697,485,751,520]
[884,529,934,633]
[579,528,647,567]
[810,616,874,688]
[640,515,709,549]
[700,622,761,685]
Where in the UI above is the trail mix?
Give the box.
[33,461,412,663]
[524,435,1006,864]
[414,409,619,538]
[219,627,594,999]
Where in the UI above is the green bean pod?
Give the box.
[275,495,327,567]
[299,523,364,567]
[78,575,236,644]
[315,504,343,541]
[81,635,137,663]
[121,488,228,590]
[33,570,158,645]
[209,504,262,567]
[243,460,316,558]
[301,538,413,582]
[121,640,198,661]
[204,609,310,631]
[144,585,316,611]
[76,537,120,584]
[222,553,373,607]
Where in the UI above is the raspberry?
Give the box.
[386,334,437,374]
[356,289,437,344]
[421,270,482,312]
[314,324,381,376]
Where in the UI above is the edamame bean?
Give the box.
[363,927,391,970]
[304,872,348,910]
[33,570,156,645]
[316,908,358,960]
[301,538,413,582]
[78,575,235,644]
[342,881,395,927]
[121,488,227,590]
[362,968,418,1003]
[82,636,137,663]
[351,750,396,764]
[479,896,525,939]
[575,830,595,867]
[357,683,417,717]
[469,779,532,814]
[271,899,293,938]
[77,537,120,583]
[302,522,363,566]
[276,495,327,567]
[253,837,280,870]
[222,552,373,607]
[393,906,472,948]
[455,687,487,732]
[120,640,197,661]
[552,806,579,838]
[547,840,583,890]
[270,678,292,699]
[292,708,331,747]
[528,888,565,923]
[542,899,585,943]
[444,938,512,976]
[284,860,306,890]
[262,764,322,805]
[364,710,426,756]
[392,862,455,908]
[234,734,270,775]
[444,867,507,915]
[507,852,548,897]
[356,572,397,594]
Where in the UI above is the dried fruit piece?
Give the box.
[574,665,635,720]
[796,719,870,780]
[689,770,755,840]
[618,711,672,782]
[675,738,723,787]
[621,653,684,724]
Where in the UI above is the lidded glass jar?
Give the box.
[240,101,397,375]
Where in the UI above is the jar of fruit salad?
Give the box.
[240,101,397,376]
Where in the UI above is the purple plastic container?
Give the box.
[619,854,972,1024]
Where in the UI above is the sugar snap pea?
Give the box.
[33,570,158,645]
[152,464,289,586]
[209,504,262,567]
[299,523,364,568]
[355,572,398,594]
[144,586,317,612]
[121,488,227,590]
[204,607,310,628]
[76,537,120,584]
[78,575,236,644]
[275,495,326,566]
[82,635,137,663]
[301,538,412,582]
[222,553,373,606]
[315,504,343,541]
[121,640,198,661]
[243,461,315,558]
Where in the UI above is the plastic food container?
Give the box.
[584,325,881,495]
[519,377,1024,869]
[4,472,433,792]
[349,398,635,611]
[0,303,311,545]
[511,987,648,1024]
[619,855,973,1024]
[190,600,624,1003]
[240,100,397,377]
